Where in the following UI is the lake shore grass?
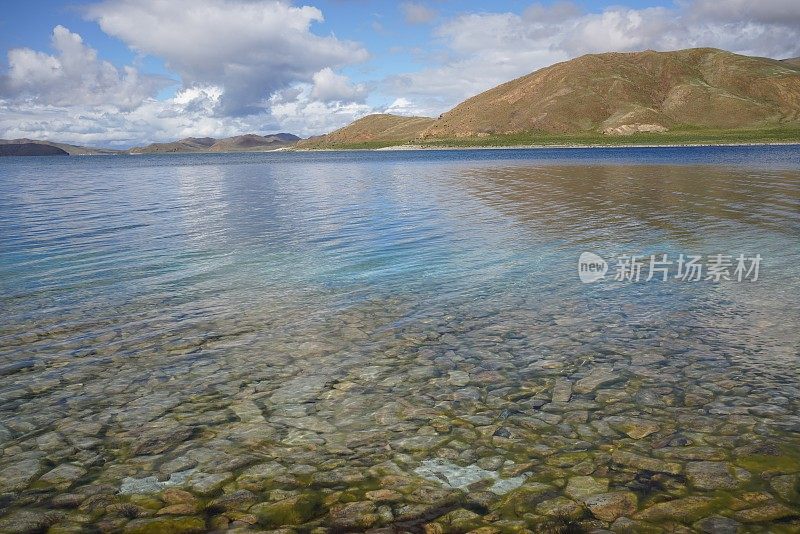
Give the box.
[295,126,800,151]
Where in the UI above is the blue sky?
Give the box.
[1,1,798,146]
[1,1,669,85]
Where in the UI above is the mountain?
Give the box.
[130,133,299,154]
[0,143,69,157]
[1,133,302,156]
[422,48,800,138]
[207,133,300,152]
[129,137,215,154]
[0,138,122,156]
[297,114,435,148]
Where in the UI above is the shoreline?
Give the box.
[3,140,799,158]
[294,140,800,152]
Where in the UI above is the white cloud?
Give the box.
[86,0,369,116]
[0,96,268,147]
[0,25,165,110]
[383,97,431,117]
[311,68,367,103]
[269,85,372,136]
[384,1,800,116]
[0,1,375,144]
[400,2,438,25]
[0,79,376,146]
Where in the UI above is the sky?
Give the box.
[1,0,799,147]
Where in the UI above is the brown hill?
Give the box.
[422,48,800,138]
[298,114,435,148]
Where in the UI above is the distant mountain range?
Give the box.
[302,48,800,147]
[129,133,300,154]
[0,133,301,157]
[3,48,800,156]
[0,138,123,156]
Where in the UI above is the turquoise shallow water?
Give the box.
[0,146,799,532]
[2,147,799,359]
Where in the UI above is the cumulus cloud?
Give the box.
[400,2,438,25]
[383,97,431,117]
[311,68,367,103]
[1,1,376,144]
[0,79,374,146]
[0,25,165,110]
[384,0,800,116]
[86,0,369,116]
[0,94,269,147]
[269,85,372,136]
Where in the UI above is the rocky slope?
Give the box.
[420,48,800,138]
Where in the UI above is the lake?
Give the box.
[1,146,799,532]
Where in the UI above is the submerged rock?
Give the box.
[160,488,198,505]
[769,473,799,502]
[156,503,198,515]
[685,461,739,490]
[448,370,470,386]
[612,450,682,475]
[733,501,798,522]
[693,515,741,534]
[393,435,449,452]
[605,417,660,439]
[536,496,584,520]
[329,501,378,530]
[414,458,526,495]
[583,491,638,522]
[131,425,193,456]
[574,368,619,394]
[564,476,609,499]
[251,494,322,527]
[0,458,43,492]
[552,378,573,403]
[0,510,58,534]
[634,496,714,522]
[119,469,196,495]
[270,375,329,404]
[122,516,205,534]
[39,463,86,486]
[431,508,483,531]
